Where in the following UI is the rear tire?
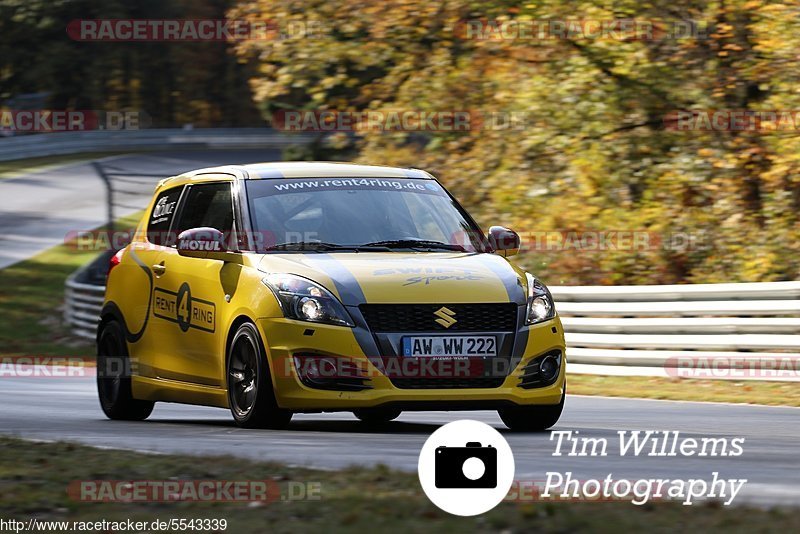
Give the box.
[498,391,564,432]
[97,320,154,421]
[353,408,402,425]
[227,322,292,429]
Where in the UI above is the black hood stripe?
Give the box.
[300,254,367,306]
[473,254,527,305]
[301,254,380,357]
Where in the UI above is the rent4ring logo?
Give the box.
[153,283,216,333]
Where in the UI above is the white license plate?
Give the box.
[402,336,497,357]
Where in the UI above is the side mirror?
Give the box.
[488,226,520,257]
[177,227,231,260]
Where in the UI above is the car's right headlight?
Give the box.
[262,273,354,327]
[525,272,556,325]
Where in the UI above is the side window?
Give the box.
[174,183,234,237]
[147,187,182,246]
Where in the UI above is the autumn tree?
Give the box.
[230,0,800,284]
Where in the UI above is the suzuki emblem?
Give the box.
[434,306,457,328]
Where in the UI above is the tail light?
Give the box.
[108,248,125,277]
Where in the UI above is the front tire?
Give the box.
[97,320,154,421]
[498,391,565,432]
[227,322,292,429]
[353,408,402,425]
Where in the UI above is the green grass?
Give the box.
[0,436,797,533]
[568,374,800,407]
[0,212,142,359]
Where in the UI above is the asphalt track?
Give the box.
[0,376,798,507]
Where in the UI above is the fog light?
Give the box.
[292,354,372,392]
[539,354,559,381]
[519,351,562,389]
[303,358,321,378]
[317,358,338,377]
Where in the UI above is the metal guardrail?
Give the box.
[0,128,316,161]
[66,273,800,378]
[550,283,800,376]
[64,280,105,340]
[551,281,800,301]
[64,251,112,340]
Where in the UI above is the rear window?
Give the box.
[147,187,182,246]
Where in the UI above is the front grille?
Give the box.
[360,303,518,332]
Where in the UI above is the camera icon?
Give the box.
[434,442,497,488]
[418,420,514,516]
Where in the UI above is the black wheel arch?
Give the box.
[97,302,127,343]
[224,315,278,390]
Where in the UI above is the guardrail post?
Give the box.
[92,161,114,232]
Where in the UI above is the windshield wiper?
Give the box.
[359,239,466,251]
[265,241,389,252]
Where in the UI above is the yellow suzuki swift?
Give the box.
[97,162,566,431]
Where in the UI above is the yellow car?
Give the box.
[97,162,566,431]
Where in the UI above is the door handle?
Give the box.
[152,263,166,275]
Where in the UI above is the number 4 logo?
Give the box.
[176,283,192,332]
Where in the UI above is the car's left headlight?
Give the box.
[262,273,355,327]
[525,272,555,325]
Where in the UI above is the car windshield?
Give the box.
[245,177,486,252]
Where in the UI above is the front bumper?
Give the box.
[256,310,567,412]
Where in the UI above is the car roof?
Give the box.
[158,161,434,189]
